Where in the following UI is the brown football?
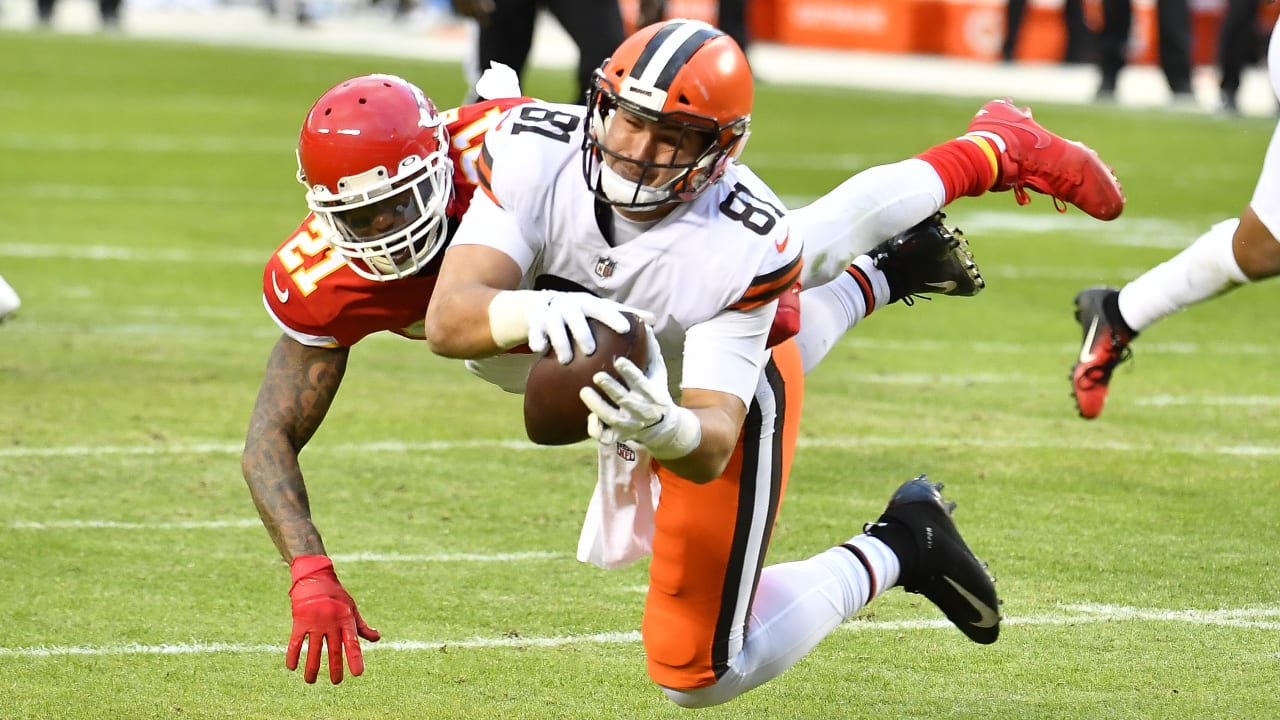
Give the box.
[523,312,650,446]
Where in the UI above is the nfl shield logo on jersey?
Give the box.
[594,257,616,279]
[616,443,635,461]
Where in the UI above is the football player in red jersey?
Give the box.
[241,72,533,686]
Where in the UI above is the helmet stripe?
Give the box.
[631,21,722,92]
[630,20,681,78]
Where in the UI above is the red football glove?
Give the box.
[285,555,380,684]
[766,281,802,348]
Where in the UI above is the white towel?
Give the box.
[474,62,523,101]
[576,440,661,570]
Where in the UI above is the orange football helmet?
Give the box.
[583,19,753,208]
[296,74,453,281]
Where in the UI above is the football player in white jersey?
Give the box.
[1069,21,1280,419]
[425,19,1010,708]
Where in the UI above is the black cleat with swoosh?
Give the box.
[1070,285,1134,420]
[869,213,985,304]
[864,475,1001,644]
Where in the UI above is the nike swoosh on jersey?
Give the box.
[926,280,957,293]
[271,271,290,303]
[1078,315,1100,364]
[943,576,1000,628]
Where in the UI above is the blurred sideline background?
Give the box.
[4,0,1279,117]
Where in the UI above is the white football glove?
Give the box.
[579,328,701,460]
[488,290,654,365]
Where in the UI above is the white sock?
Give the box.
[794,257,889,374]
[660,540,897,709]
[1118,218,1248,332]
[841,533,901,596]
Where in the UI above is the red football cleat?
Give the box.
[1070,286,1134,419]
[968,98,1125,221]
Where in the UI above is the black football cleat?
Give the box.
[864,475,1001,644]
[869,213,985,304]
[1071,285,1135,420]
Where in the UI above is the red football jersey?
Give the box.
[262,96,532,348]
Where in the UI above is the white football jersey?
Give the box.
[452,102,803,405]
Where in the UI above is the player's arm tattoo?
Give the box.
[242,335,349,563]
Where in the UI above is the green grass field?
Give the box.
[3,29,1280,720]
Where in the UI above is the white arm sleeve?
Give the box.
[679,301,777,408]
[792,157,947,287]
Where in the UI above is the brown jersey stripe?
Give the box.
[727,253,803,312]
[476,142,501,208]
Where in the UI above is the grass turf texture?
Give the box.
[2,29,1280,720]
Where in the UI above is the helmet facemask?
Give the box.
[582,71,750,210]
[302,132,453,282]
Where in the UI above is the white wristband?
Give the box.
[488,290,544,349]
[646,406,702,460]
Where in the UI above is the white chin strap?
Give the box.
[598,160,677,207]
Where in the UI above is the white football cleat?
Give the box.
[0,275,21,323]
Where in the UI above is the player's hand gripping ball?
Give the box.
[523,312,650,445]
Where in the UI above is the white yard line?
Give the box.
[0,242,262,264]
[1064,604,1280,630]
[0,439,534,458]
[1135,395,1280,407]
[5,434,1280,462]
[0,134,286,154]
[1,604,1275,658]
[8,519,260,530]
[843,372,1042,385]
[330,551,569,563]
[840,337,1280,357]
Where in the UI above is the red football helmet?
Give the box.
[582,19,753,209]
[296,74,453,281]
